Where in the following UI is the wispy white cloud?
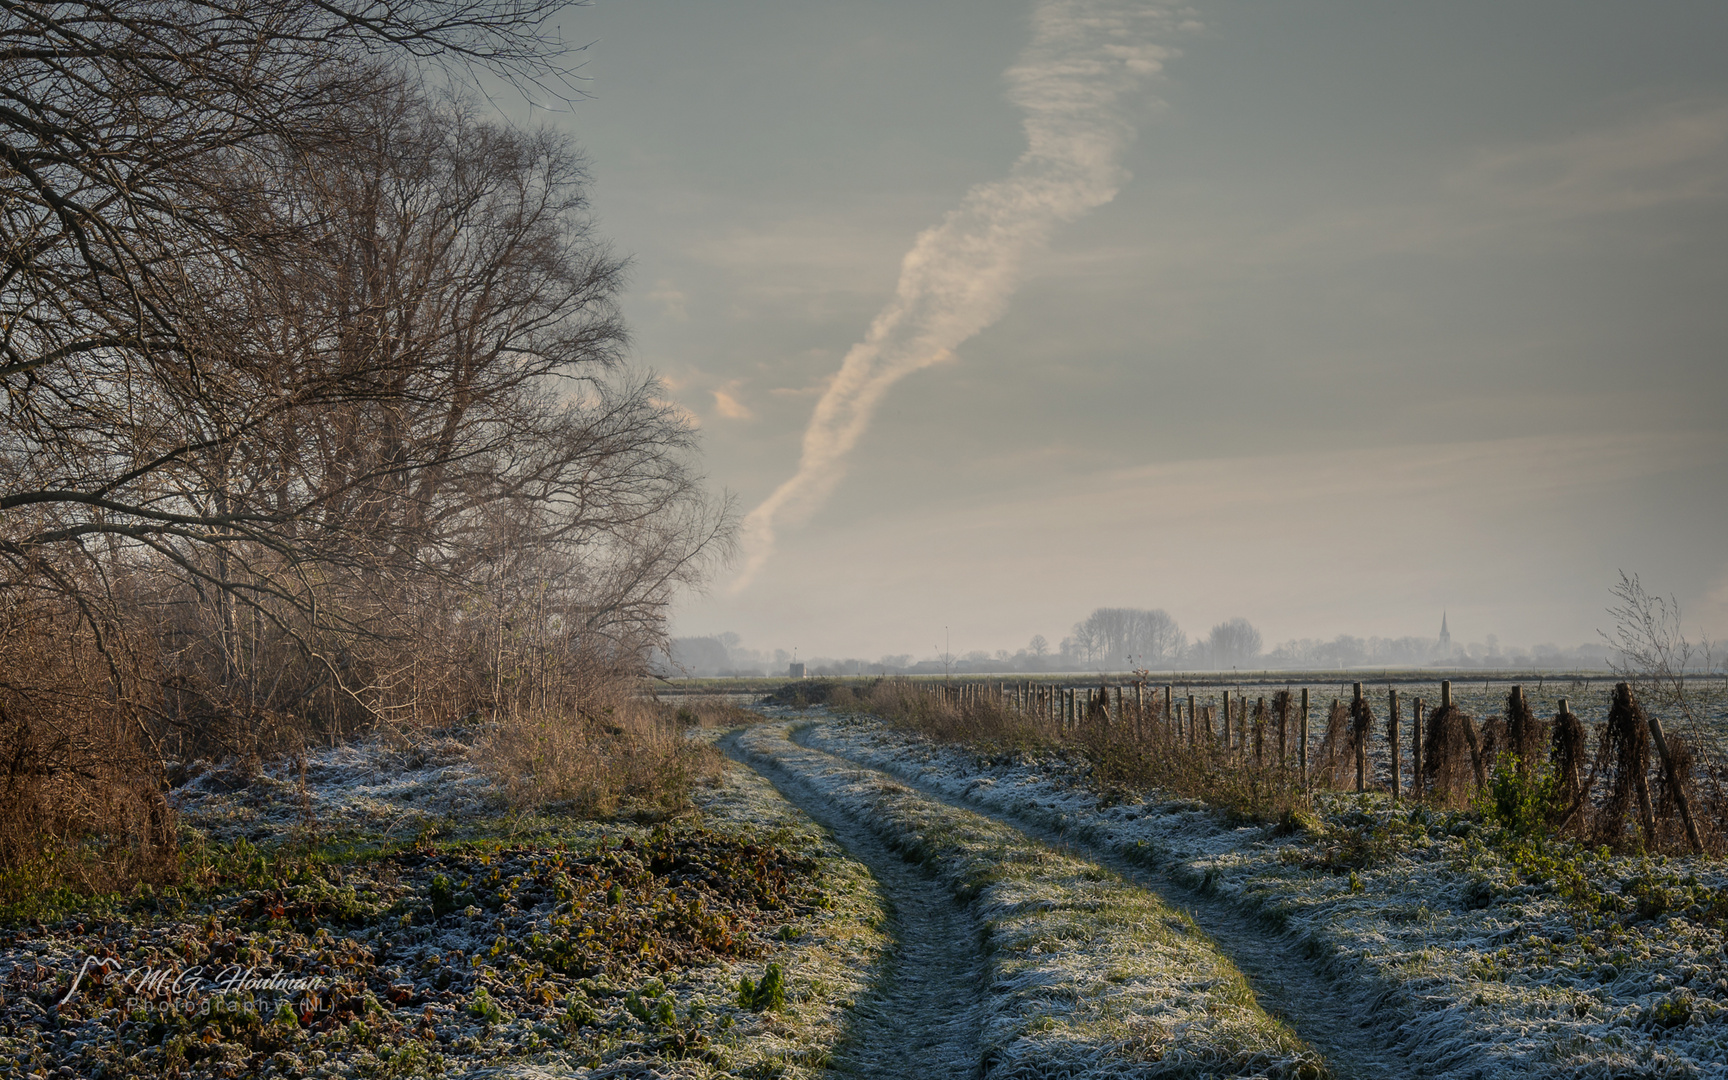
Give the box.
[732,0,1193,590]
[711,381,753,420]
[1450,101,1728,218]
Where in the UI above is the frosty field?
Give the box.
[0,732,891,1079]
[8,698,1728,1078]
[793,707,1728,1078]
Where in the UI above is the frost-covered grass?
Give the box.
[803,712,1728,1080]
[0,731,886,1079]
[734,723,1324,1079]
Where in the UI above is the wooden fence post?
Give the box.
[1353,682,1365,793]
[1613,683,1658,847]
[1188,693,1197,747]
[1221,689,1231,755]
[1299,688,1309,782]
[1647,710,1704,855]
[1256,696,1267,765]
[1412,697,1424,799]
[1388,687,1401,801]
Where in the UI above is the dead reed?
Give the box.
[1314,699,1353,788]
[1595,683,1657,848]
[1422,703,1480,809]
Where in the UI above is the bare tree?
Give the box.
[1073,607,1186,669]
[1207,617,1263,670]
[2,1,579,583]
[1603,572,1719,720]
[129,79,731,739]
[2,5,733,755]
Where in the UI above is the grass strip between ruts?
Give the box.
[734,723,1325,1079]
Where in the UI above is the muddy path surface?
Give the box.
[786,722,1415,1080]
[719,730,987,1078]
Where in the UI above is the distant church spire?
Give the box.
[1439,612,1451,650]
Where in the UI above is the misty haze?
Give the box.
[3,2,1725,1078]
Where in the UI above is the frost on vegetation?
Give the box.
[0,737,886,1080]
[168,734,497,845]
[734,723,1324,1079]
[800,711,1728,1079]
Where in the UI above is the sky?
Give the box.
[537,0,1728,662]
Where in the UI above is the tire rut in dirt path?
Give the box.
[719,731,986,1078]
[788,724,1413,1080]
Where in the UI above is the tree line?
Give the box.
[0,2,729,873]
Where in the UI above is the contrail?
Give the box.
[733,0,1191,590]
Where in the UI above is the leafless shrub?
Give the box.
[1602,572,1728,851]
[0,602,173,894]
[0,5,736,885]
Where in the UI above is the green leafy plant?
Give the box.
[1648,990,1694,1030]
[736,962,787,1012]
[1488,756,1561,839]
[561,994,598,1031]
[469,987,508,1026]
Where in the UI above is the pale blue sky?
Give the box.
[541,0,1728,660]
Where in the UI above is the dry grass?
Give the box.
[836,679,1310,822]
[669,694,764,729]
[804,677,1728,857]
[474,691,722,820]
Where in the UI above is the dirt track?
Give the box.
[770,721,1413,1079]
[721,730,988,1078]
